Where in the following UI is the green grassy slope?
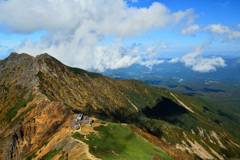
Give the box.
[72,122,173,160]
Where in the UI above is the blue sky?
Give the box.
[130,0,239,25]
[0,0,240,72]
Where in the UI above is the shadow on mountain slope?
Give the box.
[142,97,198,131]
[142,97,189,118]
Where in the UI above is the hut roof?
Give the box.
[76,113,83,119]
[70,121,79,126]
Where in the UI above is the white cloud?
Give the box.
[0,0,195,36]
[227,30,240,40]
[205,23,240,40]
[161,42,169,50]
[93,44,141,71]
[129,0,138,3]
[138,59,165,69]
[92,43,164,71]
[181,24,200,36]
[191,57,226,72]
[172,9,197,24]
[168,58,179,63]
[205,24,230,34]
[0,0,197,71]
[156,40,169,50]
[169,44,226,73]
[237,24,240,28]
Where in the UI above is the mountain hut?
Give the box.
[76,113,83,122]
[79,116,94,126]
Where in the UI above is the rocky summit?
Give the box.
[0,53,240,160]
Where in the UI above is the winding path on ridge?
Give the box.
[70,135,100,160]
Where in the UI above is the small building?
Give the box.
[70,120,80,130]
[79,116,94,126]
[76,114,83,121]
[72,114,94,127]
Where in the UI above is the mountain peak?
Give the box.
[0,52,32,71]
[35,53,52,60]
[0,52,40,89]
[3,52,53,62]
[9,52,18,57]
[8,52,34,59]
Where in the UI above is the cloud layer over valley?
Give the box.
[169,44,226,73]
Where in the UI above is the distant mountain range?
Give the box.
[101,57,240,103]
[0,53,240,159]
[101,57,240,84]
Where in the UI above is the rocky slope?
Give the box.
[0,53,240,160]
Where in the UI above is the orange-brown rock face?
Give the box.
[0,53,73,159]
[0,93,73,159]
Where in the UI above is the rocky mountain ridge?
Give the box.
[0,53,240,160]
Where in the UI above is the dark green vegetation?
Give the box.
[72,123,172,160]
[153,79,240,141]
[142,97,198,131]
[191,96,240,139]
[72,132,85,139]
[68,66,102,78]
[182,86,224,93]
[40,147,63,160]
[25,152,37,160]
[9,104,36,128]
[4,93,35,123]
[142,97,189,120]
